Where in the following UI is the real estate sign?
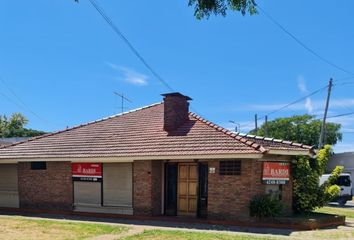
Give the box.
[72,163,102,182]
[262,162,289,185]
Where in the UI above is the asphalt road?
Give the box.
[329,200,354,208]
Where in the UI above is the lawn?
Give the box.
[122,230,277,240]
[314,206,354,219]
[1,211,353,240]
[0,216,127,240]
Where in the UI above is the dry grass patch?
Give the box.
[0,216,127,240]
[121,229,278,240]
[290,227,354,240]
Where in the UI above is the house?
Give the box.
[0,137,31,147]
[328,152,354,182]
[0,141,8,147]
[0,93,314,221]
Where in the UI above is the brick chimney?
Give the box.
[162,92,192,132]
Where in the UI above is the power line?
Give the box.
[333,76,354,83]
[0,77,49,124]
[87,0,205,118]
[257,5,354,76]
[239,84,328,130]
[0,91,35,116]
[240,84,328,128]
[334,81,354,87]
[327,111,354,119]
[0,90,55,128]
[331,78,354,112]
[238,80,353,134]
[267,86,328,116]
[87,0,174,92]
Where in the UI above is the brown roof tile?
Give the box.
[0,103,311,160]
[237,133,313,151]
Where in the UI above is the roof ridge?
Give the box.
[189,113,267,153]
[238,133,313,150]
[0,102,163,150]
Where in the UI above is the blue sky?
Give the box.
[1,0,353,153]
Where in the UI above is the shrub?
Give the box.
[292,145,343,213]
[250,194,284,218]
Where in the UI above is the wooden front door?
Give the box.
[178,163,198,216]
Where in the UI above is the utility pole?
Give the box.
[318,78,333,149]
[265,115,268,137]
[113,92,132,113]
[255,114,258,133]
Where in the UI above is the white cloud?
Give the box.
[333,142,354,153]
[331,99,354,108]
[297,75,307,93]
[297,75,313,114]
[304,97,313,113]
[106,62,148,86]
[243,98,354,113]
[106,61,120,70]
[119,67,148,86]
[328,115,354,127]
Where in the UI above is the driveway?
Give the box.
[329,200,354,208]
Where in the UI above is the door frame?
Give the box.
[164,162,178,216]
[197,162,208,218]
[164,161,208,218]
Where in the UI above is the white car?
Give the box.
[320,173,352,206]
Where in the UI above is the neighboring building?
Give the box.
[328,152,354,180]
[0,93,314,221]
[0,137,30,147]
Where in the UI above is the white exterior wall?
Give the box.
[328,152,354,186]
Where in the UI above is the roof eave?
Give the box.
[0,153,264,163]
[267,149,315,157]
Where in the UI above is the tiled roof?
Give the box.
[0,137,30,146]
[237,134,314,151]
[0,141,10,147]
[0,103,311,160]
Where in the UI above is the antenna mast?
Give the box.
[113,92,132,113]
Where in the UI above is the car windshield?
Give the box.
[336,176,351,187]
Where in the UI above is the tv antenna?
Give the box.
[229,120,241,133]
[113,92,132,113]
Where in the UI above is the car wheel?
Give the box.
[338,200,347,207]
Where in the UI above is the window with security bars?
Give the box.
[30,162,47,170]
[219,160,241,175]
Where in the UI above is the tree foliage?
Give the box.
[188,0,257,19]
[249,114,342,148]
[292,145,342,213]
[0,113,46,138]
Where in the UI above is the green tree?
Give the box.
[0,113,46,138]
[292,145,342,213]
[74,0,257,19]
[249,115,343,213]
[249,114,342,148]
[188,0,257,19]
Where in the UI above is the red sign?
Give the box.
[262,162,289,184]
[72,163,102,178]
